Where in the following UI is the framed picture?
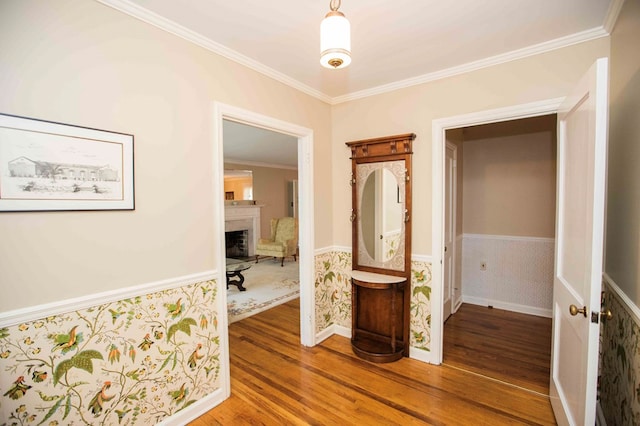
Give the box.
[225,191,235,200]
[0,113,134,211]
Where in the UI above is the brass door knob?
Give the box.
[600,308,613,322]
[569,304,587,317]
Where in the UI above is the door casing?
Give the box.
[431,97,564,365]
[213,102,315,399]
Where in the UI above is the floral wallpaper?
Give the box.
[314,251,352,331]
[314,250,433,353]
[599,282,640,425]
[410,261,432,352]
[0,280,221,426]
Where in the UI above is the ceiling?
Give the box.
[223,120,298,168]
[101,0,617,103]
[99,0,619,168]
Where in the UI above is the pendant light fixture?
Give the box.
[320,0,351,69]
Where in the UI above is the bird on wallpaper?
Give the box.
[3,376,32,400]
[187,343,204,369]
[51,325,81,354]
[108,309,125,325]
[31,370,47,383]
[137,334,153,351]
[115,408,131,424]
[169,383,187,404]
[165,298,183,318]
[88,381,115,416]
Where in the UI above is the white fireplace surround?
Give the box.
[224,205,262,257]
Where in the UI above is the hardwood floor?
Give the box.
[443,303,552,395]
[190,299,556,425]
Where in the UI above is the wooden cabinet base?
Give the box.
[351,337,404,363]
[350,273,409,363]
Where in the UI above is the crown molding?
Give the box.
[224,158,298,170]
[95,0,333,104]
[331,26,609,104]
[603,0,626,33]
[97,0,611,106]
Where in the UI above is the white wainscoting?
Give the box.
[461,234,554,317]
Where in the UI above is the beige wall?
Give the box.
[224,162,298,239]
[332,37,609,254]
[462,115,557,238]
[0,0,331,311]
[606,0,640,304]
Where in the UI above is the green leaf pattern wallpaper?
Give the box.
[410,261,432,352]
[314,250,432,353]
[2,252,435,424]
[314,251,353,331]
[0,280,220,425]
[600,283,640,425]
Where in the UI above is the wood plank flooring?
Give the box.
[190,299,556,425]
[443,303,552,395]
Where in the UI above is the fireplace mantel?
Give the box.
[225,205,262,257]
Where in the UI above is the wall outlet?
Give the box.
[480,262,487,271]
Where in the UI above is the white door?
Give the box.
[550,58,609,425]
[443,143,457,322]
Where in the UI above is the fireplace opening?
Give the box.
[225,229,249,258]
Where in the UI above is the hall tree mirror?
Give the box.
[346,133,415,363]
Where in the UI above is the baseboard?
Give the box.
[0,270,217,328]
[315,324,351,343]
[410,347,435,364]
[157,388,227,425]
[462,295,552,318]
[333,324,351,338]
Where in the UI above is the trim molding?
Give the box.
[96,0,610,106]
[0,270,216,328]
[411,254,433,264]
[603,0,626,33]
[224,157,298,171]
[315,324,351,344]
[158,388,226,426]
[603,272,640,327]
[331,28,608,104]
[431,97,564,365]
[314,246,352,256]
[410,347,435,364]
[95,0,332,104]
[464,233,555,243]
[462,296,552,318]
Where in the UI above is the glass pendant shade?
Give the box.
[320,11,351,69]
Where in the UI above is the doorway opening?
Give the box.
[223,119,300,322]
[431,99,564,387]
[213,103,315,399]
[441,116,557,392]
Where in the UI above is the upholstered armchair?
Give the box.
[255,217,298,266]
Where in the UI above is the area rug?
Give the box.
[227,258,299,323]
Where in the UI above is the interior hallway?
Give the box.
[190,299,555,425]
[443,303,552,395]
